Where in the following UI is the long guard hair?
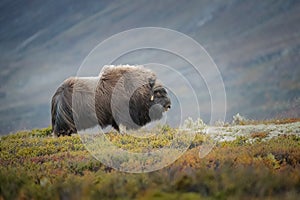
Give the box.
[51,65,171,136]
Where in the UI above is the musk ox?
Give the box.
[51,65,171,136]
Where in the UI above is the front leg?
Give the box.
[111,119,119,132]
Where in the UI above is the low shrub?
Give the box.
[0,123,299,199]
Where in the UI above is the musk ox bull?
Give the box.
[51,65,171,136]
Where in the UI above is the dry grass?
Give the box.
[250,131,269,139]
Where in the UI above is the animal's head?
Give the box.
[147,78,171,120]
[128,75,171,126]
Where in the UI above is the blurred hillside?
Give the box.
[0,0,299,134]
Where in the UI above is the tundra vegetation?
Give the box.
[1,116,300,200]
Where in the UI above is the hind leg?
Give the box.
[52,124,77,137]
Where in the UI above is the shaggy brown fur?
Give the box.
[51,65,171,136]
